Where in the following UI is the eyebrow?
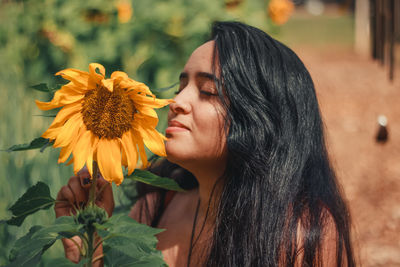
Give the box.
[179,71,221,84]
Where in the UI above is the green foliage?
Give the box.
[7,208,166,266]
[75,205,108,226]
[5,137,53,153]
[96,214,165,267]
[30,83,59,93]
[0,0,272,264]
[6,225,55,267]
[127,169,185,192]
[6,182,55,226]
[7,217,81,267]
[43,257,85,267]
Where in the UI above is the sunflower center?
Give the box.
[81,85,135,139]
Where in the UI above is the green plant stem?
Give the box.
[68,236,86,257]
[80,232,89,256]
[86,226,95,267]
[88,161,99,206]
[93,234,111,253]
[85,161,99,267]
[92,254,104,264]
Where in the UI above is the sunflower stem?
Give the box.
[85,161,99,267]
[88,161,99,207]
[86,225,95,267]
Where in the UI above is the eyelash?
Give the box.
[200,90,218,96]
[174,88,218,96]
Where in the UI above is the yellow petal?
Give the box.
[131,93,173,108]
[136,105,158,118]
[111,71,128,80]
[47,102,81,129]
[121,130,138,175]
[119,79,152,95]
[72,130,94,174]
[53,113,83,148]
[134,112,158,128]
[59,146,72,163]
[89,63,105,84]
[86,157,93,178]
[56,68,96,89]
[66,156,74,166]
[86,137,99,178]
[138,124,166,157]
[101,79,114,92]
[61,82,88,94]
[58,127,83,163]
[97,138,124,185]
[121,142,128,167]
[132,130,149,168]
[35,87,84,110]
[42,127,62,140]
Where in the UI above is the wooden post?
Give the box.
[388,0,395,81]
[355,0,371,58]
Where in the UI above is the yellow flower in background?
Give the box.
[268,0,294,25]
[36,63,172,185]
[116,0,133,23]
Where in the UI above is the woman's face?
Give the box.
[165,41,227,169]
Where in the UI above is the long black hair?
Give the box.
[136,21,355,267]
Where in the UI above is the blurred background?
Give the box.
[0,0,399,265]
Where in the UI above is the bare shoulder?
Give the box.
[129,192,158,226]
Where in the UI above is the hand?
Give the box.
[55,168,114,263]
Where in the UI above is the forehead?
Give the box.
[183,41,216,74]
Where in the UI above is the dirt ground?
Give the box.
[294,46,400,266]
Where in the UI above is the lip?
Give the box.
[166,120,190,134]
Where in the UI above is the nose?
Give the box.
[169,91,191,115]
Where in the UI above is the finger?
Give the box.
[78,167,92,189]
[62,236,82,263]
[56,185,75,204]
[96,178,114,217]
[67,176,88,207]
[96,175,111,190]
[77,166,90,178]
[55,185,75,217]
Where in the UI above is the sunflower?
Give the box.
[36,63,172,185]
[267,0,294,25]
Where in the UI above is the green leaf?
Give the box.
[103,245,166,267]
[33,114,57,117]
[33,216,82,239]
[7,182,55,226]
[43,257,85,267]
[5,137,53,152]
[30,83,50,92]
[7,217,82,267]
[30,83,61,93]
[98,214,164,237]
[126,169,185,192]
[7,226,57,267]
[96,215,166,267]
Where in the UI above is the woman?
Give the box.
[56,21,355,266]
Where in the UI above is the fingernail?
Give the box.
[83,178,91,185]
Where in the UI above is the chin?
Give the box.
[166,151,189,166]
[165,147,196,171]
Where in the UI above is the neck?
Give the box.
[187,161,225,218]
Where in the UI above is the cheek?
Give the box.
[165,106,227,162]
[193,107,227,156]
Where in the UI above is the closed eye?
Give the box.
[200,90,218,96]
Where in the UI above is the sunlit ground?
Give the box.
[276,6,400,266]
